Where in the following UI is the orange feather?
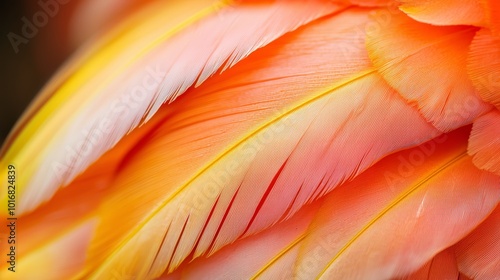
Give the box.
[1,1,499,279]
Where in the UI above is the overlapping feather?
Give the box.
[455,205,500,279]
[85,9,443,279]
[294,127,499,279]
[1,0,499,279]
[1,0,345,214]
[155,129,499,279]
[366,11,491,131]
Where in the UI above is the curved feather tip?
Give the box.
[1,0,499,279]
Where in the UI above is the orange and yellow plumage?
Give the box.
[0,0,499,279]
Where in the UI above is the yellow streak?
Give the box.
[99,68,375,271]
[251,234,306,279]
[316,151,468,279]
[0,0,224,202]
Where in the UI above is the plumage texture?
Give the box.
[366,11,491,131]
[1,0,344,215]
[86,10,441,278]
[181,201,320,279]
[295,127,499,279]
[467,28,500,109]
[455,206,500,279]
[399,0,486,26]
[468,110,500,175]
[1,219,96,280]
[1,0,499,279]
[397,249,460,280]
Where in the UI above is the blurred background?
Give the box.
[1,0,65,145]
[0,0,152,145]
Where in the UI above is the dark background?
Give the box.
[0,0,75,145]
[0,0,152,146]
